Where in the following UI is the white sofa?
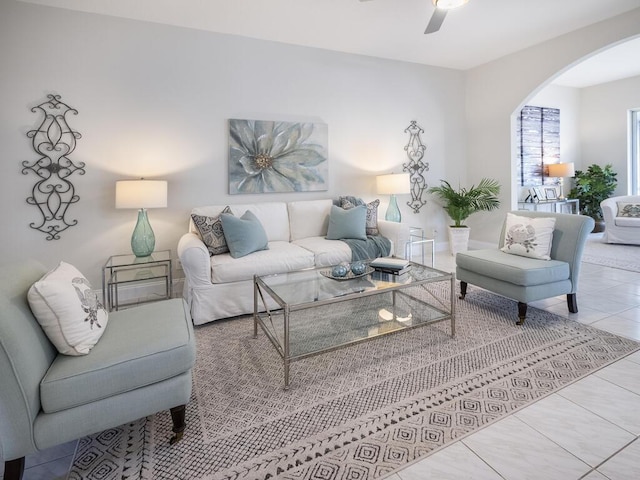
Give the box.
[177,199,410,325]
[601,195,640,245]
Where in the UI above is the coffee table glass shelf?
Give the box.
[254,261,455,388]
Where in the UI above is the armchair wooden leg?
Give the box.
[459,281,468,300]
[4,457,25,480]
[567,293,578,313]
[517,302,527,325]
[169,405,186,445]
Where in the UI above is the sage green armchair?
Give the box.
[456,211,594,324]
[0,260,196,480]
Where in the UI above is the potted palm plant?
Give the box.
[428,178,501,255]
[568,164,617,233]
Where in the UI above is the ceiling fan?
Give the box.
[425,0,469,34]
[359,0,470,34]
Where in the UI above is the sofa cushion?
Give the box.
[28,262,108,356]
[210,241,315,283]
[293,236,352,267]
[191,202,290,242]
[614,216,640,227]
[457,249,570,287]
[501,213,556,260]
[221,210,269,258]
[230,203,290,242]
[288,199,332,241]
[191,206,231,255]
[40,298,194,413]
[326,205,367,240]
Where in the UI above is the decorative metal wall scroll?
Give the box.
[22,94,84,240]
[402,120,428,213]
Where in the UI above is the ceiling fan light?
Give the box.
[434,0,469,10]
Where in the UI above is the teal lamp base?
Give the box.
[131,209,155,257]
[385,194,402,222]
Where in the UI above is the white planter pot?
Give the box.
[448,226,470,256]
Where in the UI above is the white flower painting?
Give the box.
[229,119,328,194]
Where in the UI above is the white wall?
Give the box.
[527,85,582,168]
[466,8,640,244]
[3,0,640,286]
[0,0,466,286]
[526,74,640,200]
[580,75,640,194]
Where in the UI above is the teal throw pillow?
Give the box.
[220,210,269,258]
[326,205,367,240]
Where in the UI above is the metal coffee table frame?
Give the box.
[253,262,455,389]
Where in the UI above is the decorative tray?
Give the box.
[320,266,375,281]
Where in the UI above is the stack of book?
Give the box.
[370,257,411,275]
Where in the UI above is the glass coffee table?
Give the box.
[253,261,455,388]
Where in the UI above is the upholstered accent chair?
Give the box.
[0,260,196,480]
[601,195,640,245]
[456,211,594,325]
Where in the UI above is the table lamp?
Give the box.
[547,162,575,200]
[376,173,410,222]
[115,179,167,257]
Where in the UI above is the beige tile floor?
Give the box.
[3,250,640,480]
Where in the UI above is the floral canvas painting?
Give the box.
[229,119,328,194]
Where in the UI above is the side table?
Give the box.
[404,227,435,267]
[102,250,172,311]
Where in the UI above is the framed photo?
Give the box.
[533,187,547,202]
[545,187,557,200]
[528,187,540,203]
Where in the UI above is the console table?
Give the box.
[517,199,579,214]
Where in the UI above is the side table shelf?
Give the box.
[405,226,435,267]
[102,250,172,311]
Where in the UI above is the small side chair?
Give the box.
[1,260,196,480]
[456,210,594,324]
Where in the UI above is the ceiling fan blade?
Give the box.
[425,9,447,34]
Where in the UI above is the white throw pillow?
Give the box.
[617,202,640,218]
[501,213,556,260]
[28,261,108,356]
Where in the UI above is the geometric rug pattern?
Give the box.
[582,232,640,272]
[69,287,640,480]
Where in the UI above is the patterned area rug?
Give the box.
[582,232,640,272]
[68,287,639,480]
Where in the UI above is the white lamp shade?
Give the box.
[376,173,410,195]
[547,162,575,178]
[115,180,168,209]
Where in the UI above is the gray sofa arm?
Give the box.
[177,233,212,287]
[377,220,411,257]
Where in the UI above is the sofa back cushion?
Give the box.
[191,202,289,242]
[288,199,332,241]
